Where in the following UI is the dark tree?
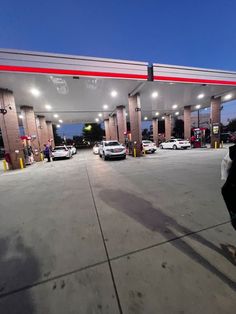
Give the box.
[158,120,165,133]
[52,124,63,145]
[142,128,150,140]
[173,118,184,138]
[83,123,104,142]
[227,119,236,132]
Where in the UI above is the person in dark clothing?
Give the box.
[221,143,236,230]
[44,144,51,162]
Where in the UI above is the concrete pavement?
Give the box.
[0,148,235,313]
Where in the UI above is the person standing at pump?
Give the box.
[44,144,51,162]
[221,138,236,231]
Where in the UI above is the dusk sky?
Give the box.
[0,0,236,137]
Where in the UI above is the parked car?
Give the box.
[93,142,101,154]
[142,140,157,153]
[99,140,126,160]
[52,145,72,160]
[159,139,191,150]
[220,133,234,143]
[67,145,77,155]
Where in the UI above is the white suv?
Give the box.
[99,140,126,160]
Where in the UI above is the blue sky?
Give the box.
[0,0,236,137]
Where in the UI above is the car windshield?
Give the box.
[143,141,151,143]
[105,141,120,146]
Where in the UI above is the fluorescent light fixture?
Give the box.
[59,119,63,123]
[98,113,102,117]
[19,114,23,119]
[125,113,128,116]
[103,104,108,109]
[144,117,148,120]
[224,93,232,101]
[111,90,117,97]
[195,104,201,109]
[198,93,205,99]
[54,114,59,118]
[155,112,159,116]
[56,124,60,128]
[45,104,52,110]
[175,112,179,115]
[172,104,178,109]
[204,107,208,110]
[151,91,158,98]
[95,118,99,122]
[162,116,165,120]
[30,88,40,97]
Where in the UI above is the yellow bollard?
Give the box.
[19,158,24,169]
[40,153,44,161]
[214,141,218,149]
[143,149,146,156]
[3,160,7,171]
[221,141,224,148]
[133,147,137,158]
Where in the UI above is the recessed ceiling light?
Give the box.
[169,82,174,85]
[172,104,178,109]
[59,119,63,123]
[103,104,108,109]
[98,113,102,117]
[198,93,205,99]
[111,90,117,97]
[144,117,148,120]
[45,104,52,110]
[155,112,159,116]
[19,114,23,119]
[30,88,40,97]
[175,112,179,116]
[196,104,201,109]
[224,93,232,100]
[162,116,165,120]
[95,118,99,122]
[151,91,158,98]
[54,114,59,118]
[56,124,60,128]
[204,107,208,110]
[125,113,128,116]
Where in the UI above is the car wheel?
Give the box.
[173,145,177,150]
[102,153,107,161]
[123,155,126,159]
[160,145,163,149]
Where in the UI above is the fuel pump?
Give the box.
[191,128,206,148]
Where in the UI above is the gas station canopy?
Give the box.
[0,49,236,124]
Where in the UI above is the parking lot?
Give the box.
[0,147,235,314]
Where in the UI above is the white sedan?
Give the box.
[159,139,191,150]
[142,140,157,153]
[93,143,101,154]
[67,145,77,155]
[52,146,72,160]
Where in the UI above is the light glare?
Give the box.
[152,91,158,98]
[111,90,117,97]
[30,88,40,97]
